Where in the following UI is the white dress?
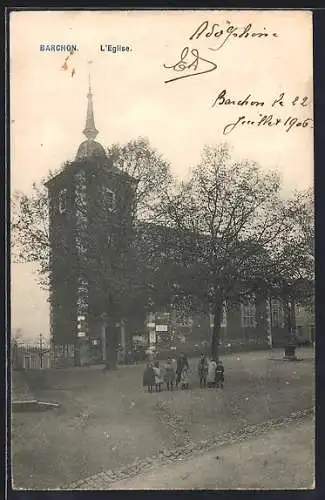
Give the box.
[207,361,217,383]
[153,366,163,385]
[181,369,190,386]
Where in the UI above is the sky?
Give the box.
[10,10,313,341]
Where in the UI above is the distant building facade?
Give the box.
[145,296,286,352]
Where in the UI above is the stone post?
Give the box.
[101,321,107,363]
[120,319,126,363]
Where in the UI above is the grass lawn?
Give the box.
[11,347,314,490]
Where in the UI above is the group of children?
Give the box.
[142,353,224,393]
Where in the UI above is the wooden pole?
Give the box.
[39,333,43,369]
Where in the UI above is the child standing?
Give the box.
[164,359,175,391]
[207,359,217,388]
[153,361,163,392]
[198,353,209,388]
[215,360,225,389]
[180,366,190,389]
[142,363,155,393]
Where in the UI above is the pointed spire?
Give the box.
[82,71,98,140]
[76,67,107,160]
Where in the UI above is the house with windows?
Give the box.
[143,293,293,356]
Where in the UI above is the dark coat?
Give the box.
[198,357,209,377]
[215,364,224,382]
[177,355,189,374]
[143,365,155,387]
[164,364,175,383]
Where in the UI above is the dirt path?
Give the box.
[108,417,314,490]
[12,349,314,489]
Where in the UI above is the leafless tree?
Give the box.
[157,144,312,359]
[11,137,172,296]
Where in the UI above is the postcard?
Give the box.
[10,10,314,490]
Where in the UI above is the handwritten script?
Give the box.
[212,89,313,135]
[189,20,278,51]
[163,20,278,84]
[163,19,312,135]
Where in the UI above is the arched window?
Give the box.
[271,299,284,328]
[241,297,256,328]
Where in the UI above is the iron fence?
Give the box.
[12,343,77,370]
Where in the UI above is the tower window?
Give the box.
[103,187,115,211]
[107,233,113,247]
[58,188,67,214]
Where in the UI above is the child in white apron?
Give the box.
[207,359,217,387]
[180,367,190,389]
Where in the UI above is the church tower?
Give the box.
[45,79,136,365]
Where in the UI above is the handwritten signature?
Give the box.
[189,20,278,52]
[163,46,218,84]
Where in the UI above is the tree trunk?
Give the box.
[104,324,119,370]
[283,292,290,342]
[74,343,81,367]
[211,301,223,361]
[290,297,296,342]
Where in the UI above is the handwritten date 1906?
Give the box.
[163,46,217,84]
[223,113,314,135]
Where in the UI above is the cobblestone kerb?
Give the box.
[66,407,314,490]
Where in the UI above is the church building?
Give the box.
[45,82,300,366]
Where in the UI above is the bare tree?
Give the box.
[107,137,172,221]
[11,183,51,288]
[158,144,308,360]
[262,189,314,343]
[11,138,172,295]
